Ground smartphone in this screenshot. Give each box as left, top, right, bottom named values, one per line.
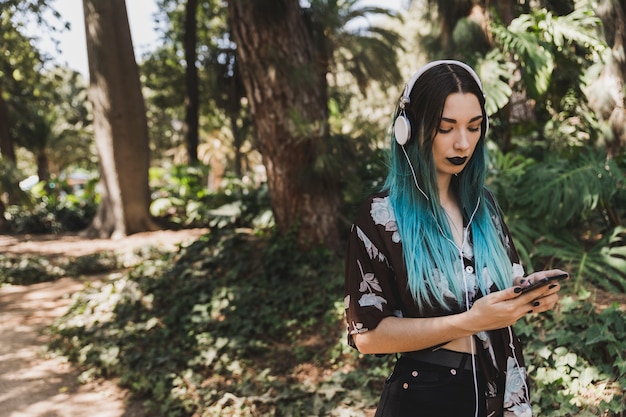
left=520, top=273, right=569, bottom=294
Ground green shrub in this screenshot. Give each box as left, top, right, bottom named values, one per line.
left=64, top=252, right=120, bottom=276
left=48, top=228, right=626, bottom=416
left=6, top=177, right=97, bottom=234
left=0, top=254, right=65, bottom=285
left=149, top=165, right=272, bottom=230
left=49, top=229, right=346, bottom=416
left=515, top=296, right=626, bottom=416
left=0, top=249, right=159, bottom=286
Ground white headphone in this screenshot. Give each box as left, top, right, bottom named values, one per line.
left=393, top=60, right=488, bottom=146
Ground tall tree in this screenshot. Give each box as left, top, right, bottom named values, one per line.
left=82, top=0, right=158, bottom=238
left=228, top=0, right=342, bottom=250
left=0, top=85, right=15, bottom=163
left=183, top=0, right=199, bottom=164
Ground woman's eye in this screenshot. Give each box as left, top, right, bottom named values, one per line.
left=468, top=126, right=480, bottom=132
left=438, top=127, right=452, bottom=133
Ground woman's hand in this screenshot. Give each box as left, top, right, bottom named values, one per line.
left=464, top=269, right=567, bottom=332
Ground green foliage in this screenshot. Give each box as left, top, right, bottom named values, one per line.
left=22, top=68, right=94, bottom=171
left=49, top=229, right=351, bottom=416
left=0, top=160, right=31, bottom=206
left=488, top=145, right=626, bottom=292
left=492, top=12, right=554, bottom=98
left=508, top=150, right=620, bottom=226
left=477, top=50, right=515, bottom=117
left=491, top=6, right=604, bottom=100
left=63, top=252, right=120, bottom=277
left=307, top=0, right=404, bottom=93
left=486, top=3, right=607, bottom=152
left=6, top=176, right=97, bottom=234
left=0, top=247, right=161, bottom=286
left=47, top=228, right=626, bottom=416
left=149, top=164, right=272, bottom=230
left=515, top=296, right=625, bottom=416
left=0, top=254, right=64, bottom=286
left=535, top=228, right=626, bottom=293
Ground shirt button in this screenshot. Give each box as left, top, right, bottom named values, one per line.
left=450, top=369, right=457, bottom=375
left=403, top=383, right=409, bottom=389
left=412, top=371, right=418, bottom=377
left=465, top=265, right=474, bottom=274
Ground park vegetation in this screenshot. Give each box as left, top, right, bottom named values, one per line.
left=1, top=0, right=625, bottom=415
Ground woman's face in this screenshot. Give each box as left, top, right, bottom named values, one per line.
left=431, top=92, right=483, bottom=178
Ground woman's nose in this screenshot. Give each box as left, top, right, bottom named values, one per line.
left=454, top=130, right=471, bottom=150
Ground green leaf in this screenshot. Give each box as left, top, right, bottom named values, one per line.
left=585, top=324, right=617, bottom=345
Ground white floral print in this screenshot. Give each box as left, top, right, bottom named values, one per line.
left=356, top=226, right=387, bottom=264
left=358, top=293, right=387, bottom=311
left=479, top=266, right=494, bottom=293
left=348, top=320, right=368, bottom=335
left=503, top=357, right=532, bottom=416
left=345, top=192, right=531, bottom=417
left=431, top=269, right=456, bottom=299
left=370, top=197, right=401, bottom=243
left=505, top=404, right=533, bottom=417
left=356, top=260, right=387, bottom=311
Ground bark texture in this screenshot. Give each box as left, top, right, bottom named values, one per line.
left=184, top=0, right=199, bottom=164
left=82, top=0, right=158, bottom=238
left=0, top=85, right=16, bottom=162
left=228, top=0, right=342, bottom=251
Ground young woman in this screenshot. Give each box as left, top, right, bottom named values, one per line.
left=344, top=60, right=566, bottom=417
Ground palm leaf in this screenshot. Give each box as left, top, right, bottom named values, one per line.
left=536, top=227, right=626, bottom=292
left=491, top=6, right=604, bottom=100
left=542, top=7, right=604, bottom=54
left=491, top=13, right=554, bottom=98
left=486, top=144, right=537, bottom=210
left=505, top=214, right=544, bottom=272
left=514, top=150, right=621, bottom=225
left=476, top=50, right=515, bottom=116
left=308, top=0, right=404, bottom=93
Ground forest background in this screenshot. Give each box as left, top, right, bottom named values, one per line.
left=1, top=0, right=625, bottom=416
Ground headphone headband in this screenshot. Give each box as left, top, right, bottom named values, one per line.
left=394, top=60, right=487, bottom=146
left=400, top=60, right=484, bottom=106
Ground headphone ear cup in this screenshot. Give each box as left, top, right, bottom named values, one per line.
left=394, top=115, right=411, bottom=146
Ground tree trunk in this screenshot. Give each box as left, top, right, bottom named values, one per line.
left=36, top=151, right=49, bottom=182
left=589, top=0, right=626, bottom=157
left=489, top=0, right=515, bottom=25
left=184, top=0, right=199, bottom=164
left=228, top=62, right=244, bottom=178
left=0, top=85, right=16, bottom=162
left=82, top=0, right=158, bottom=238
left=228, top=0, right=342, bottom=251
left=604, top=0, right=626, bottom=156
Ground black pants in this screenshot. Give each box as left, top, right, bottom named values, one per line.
left=374, top=355, right=487, bottom=417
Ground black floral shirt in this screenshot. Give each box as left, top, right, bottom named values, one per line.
left=344, top=191, right=533, bottom=417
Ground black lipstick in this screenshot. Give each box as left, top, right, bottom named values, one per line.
left=447, top=156, right=467, bottom=166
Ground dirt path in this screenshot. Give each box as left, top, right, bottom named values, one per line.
left=0, top=229, right=208, bottom=417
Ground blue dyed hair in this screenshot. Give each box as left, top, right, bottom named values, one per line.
left=383, top=62, right=514, bottom=310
